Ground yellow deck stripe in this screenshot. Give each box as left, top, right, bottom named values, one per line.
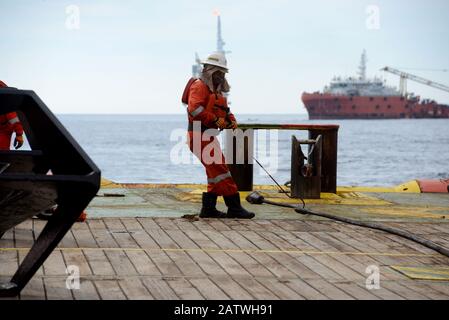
left=101, top=179, right=422, bottom=193
left=390, top=265, right=449, bottom=280
left=0, top=247, right=439, bottom=258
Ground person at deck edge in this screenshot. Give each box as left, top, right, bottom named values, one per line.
left=0, top=80, right=24, bottom=150
left=186, top=52, right=255, bottom=219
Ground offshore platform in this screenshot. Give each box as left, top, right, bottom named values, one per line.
left=192, top=10, right=228, bottom=78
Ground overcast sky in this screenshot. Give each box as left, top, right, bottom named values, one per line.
left=1, top=0, right=448, bottom=114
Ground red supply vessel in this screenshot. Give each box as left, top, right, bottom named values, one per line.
left=302, top=51, right=449, bottom=119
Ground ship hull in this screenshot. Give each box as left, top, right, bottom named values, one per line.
left=302, top=93, right=449, bottom=119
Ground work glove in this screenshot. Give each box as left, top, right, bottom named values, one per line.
left=226, top=120, right=238, bottom=129
left=14, top=135, right=24, bottom=149
left=214, top=117, right=227, bottom=130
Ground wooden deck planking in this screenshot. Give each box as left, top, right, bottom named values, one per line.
left=310, top=231, right=408, bottom=282
left=218, top=230, right=308, bottom=279
left=165, top=277, right=203, bottom=300
left=164, top=229, right=199, bottom=249
left=62, top=250, right=93, bottom=276
left=143, top=227, right=180, bottom=250
left=324, top=231, right=418, bottom=268
left=236, top=278, right=280, bottom=300
left=256, top=278, right=306, bottom=300
left=202, top=229, right=240, bottom=250
left=44, top=277, right=74, bottom=300
left=259, top=230, right=357, bottom=280
left=123, top=220, right=160, bottom=249
left=103, top=218, right=140, bottom=249
left=319, top=231, right=418, bottom=283
left=425, top=282, right=449, bottom=297
left=354, top=231, right=448, bottom=275
left=187, top=219, right=215, bottom=231
left=380, top=281, right=429, bottom=300
left=18, top=249, right=44, bottom=276
left=149, top=250, right=183, bottom=276
left=119, top=278, right=154, bottom=300
left=141, top=277, right=178, bottom=300
left=282, top=278, right=327, bottom=300
left=242, top=230, right=339, bottom=280
left=365, top=285, right=406, bottom=300
left=210, top=277, right=253, bottom=300
left=291, top=232, right=372, bottom=281
left=186, top=251, right=229, bottom=277
left=43, top=250, right=67, bottom=276
left=182, top=229, right=220, bottom=249
left=0, top=229, right=14, bottom=248
left=221, top=219, right=251, bottom=231
left=0, top=250, right=18, bottom=276
left=86, top=219, right=119, bottom=248
left=104, top=250, right=139, bottom=276
left=207, top=251, right=253, bottom=278
left=72, top=280, right=100, bottom=300
left=1, top=217, right=449, bottom=300
left=14, top=220, right=34, bottom=248
left=71, top=222, right=98, bottom=248
left=165, top=250, right=205, bottom=277
left=206, top=219, right=232, bottom=231
left=126, top=250, right=161, bottom=276
left=59, top=229, right=78, bottom=248
left=19, top=278, right=46, bottom=300
left=302, top=231, right=383, bottom=275
left=253, top=220, right=288, bottom=233
left=94, top=280, right=127, bottom=300
left=189, top=277, right=229, bottom=300
left=203, top=227, right=297, bottom=279
left=304, top=279, right=355, bottom=300
left=154, top=217, right=181, bottom=231
left=226, top=251, right=275, bottom=278
left=329, top=281, right=380, bottom=300
left=172, top=218, right=201, bottom=231
left=201, top=229, right=278, bottom=279
left=83, top=249, right=116, bottom=276
left=402, top=281, right=449, bottom=300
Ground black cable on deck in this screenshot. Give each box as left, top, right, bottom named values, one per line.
left=251, top=194, right=449, bottom=259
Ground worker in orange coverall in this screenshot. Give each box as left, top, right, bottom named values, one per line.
left=0, top=80, right=24, bottom=150
left=184, top=52, right=255, bottom=219
left=0, top=80, right=87, bottom=222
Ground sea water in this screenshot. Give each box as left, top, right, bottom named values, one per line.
left=54, top=114, right=449, bottom=187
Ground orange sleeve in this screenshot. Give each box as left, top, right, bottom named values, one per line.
left=223, top=97, right=236, bottom=123
left=187, top=81, right=217, bottom=127
left=6, top=112, right=24, bottom=136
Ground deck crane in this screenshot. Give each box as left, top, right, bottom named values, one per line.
left=380, top=66, right=449, bottom=96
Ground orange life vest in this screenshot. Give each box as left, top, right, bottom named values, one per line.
left=185, top=78, right=235, bottom=128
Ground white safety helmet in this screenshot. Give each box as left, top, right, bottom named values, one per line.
left=201, top=52, right=228, bottom=71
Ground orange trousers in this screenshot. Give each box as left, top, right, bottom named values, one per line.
left=188, top=130, right=238, bottom=196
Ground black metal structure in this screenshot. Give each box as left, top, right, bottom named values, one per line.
left=291, top=135, right=322, bottom=199
left=0, top=88, right=101, bottom=297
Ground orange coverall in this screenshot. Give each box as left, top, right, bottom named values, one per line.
left=187, top=79, right=238, bottom=196
left=0, top=80, right=24, bottom=150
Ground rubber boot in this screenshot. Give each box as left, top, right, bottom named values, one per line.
left=199, top=192, right=227, bottom=218
left=223, top=193, right=255, bottom=219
